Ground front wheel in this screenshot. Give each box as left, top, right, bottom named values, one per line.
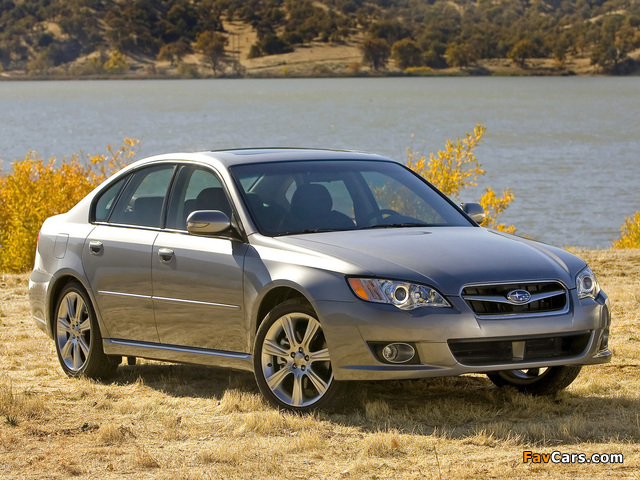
left=54, top=282, right=117, bottom=380
left=487, top=365, right=582, bottom=395
left=253, top=299, right=351, bottom=412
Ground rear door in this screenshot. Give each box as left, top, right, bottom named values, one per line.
left=83, top=164, right=175, bottom=342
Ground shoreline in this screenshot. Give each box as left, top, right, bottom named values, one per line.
left=3, top=50, right=639, bottom=81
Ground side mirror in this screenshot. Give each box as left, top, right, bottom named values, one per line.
left=462, top=203, right=485, bottom=224
left=186, top=210, right=232, bottom=236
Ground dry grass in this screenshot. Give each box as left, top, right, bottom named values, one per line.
left=1, top=251, right=640, bottom=479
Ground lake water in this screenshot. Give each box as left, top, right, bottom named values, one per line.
left=1, top=77, right=638, bottom=249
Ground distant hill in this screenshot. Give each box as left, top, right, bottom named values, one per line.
left=1, top=0, right=639, bottom=78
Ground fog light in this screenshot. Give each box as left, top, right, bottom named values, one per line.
left=600, top=328, right=609, bottom=350
left=381, top=343, right=415, bottom=364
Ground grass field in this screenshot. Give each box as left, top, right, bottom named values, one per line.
left=1, top=249, right=639, bottom=479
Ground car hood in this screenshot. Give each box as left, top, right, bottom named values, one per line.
left=272, top=227, right=586, bottom=295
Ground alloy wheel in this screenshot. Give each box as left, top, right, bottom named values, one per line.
left=260, top=312, right=333, bottom=408
left=56, top=290, right=92, bottom=372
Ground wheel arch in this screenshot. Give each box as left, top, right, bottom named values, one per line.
left=254, top=286, right=311, bottom=336
left=47, top=272, right=102, bottom=338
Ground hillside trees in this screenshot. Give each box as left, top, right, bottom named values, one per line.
left=0, top=0, right=639, bottom=74
left=590, top=15, right=640, bottom=72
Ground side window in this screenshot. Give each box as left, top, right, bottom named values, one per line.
left=94, top=176, right=128, bottom=222
left=109, top=165, right=175, bottom=227
left=165, top=166, right=232, bottom=231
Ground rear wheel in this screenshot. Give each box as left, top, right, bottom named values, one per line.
left=487, top=365, right=582, bottom=395
left=253, top=299, right=351, bottom=412
left=54, top=282, right=117, bottom=380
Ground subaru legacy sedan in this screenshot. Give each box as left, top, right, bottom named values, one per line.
left=29, top=149, right=611, bottom=411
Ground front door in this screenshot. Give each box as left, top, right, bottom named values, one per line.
left=151, top=165, right=248, bottom=353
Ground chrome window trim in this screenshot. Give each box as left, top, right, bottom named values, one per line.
left=92, top=221, right=163, bottom=232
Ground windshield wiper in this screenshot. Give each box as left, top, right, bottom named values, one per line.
left=279, top=228, right=343, bottom=235
left=358, top=223, right=428, bottom=230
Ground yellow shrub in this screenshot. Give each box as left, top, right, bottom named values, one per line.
left=406, top=125, right=515, bottom=233
left=404, top=66, right=434, bottom=76
left=480, top=187, right=516, bottom=234
left=0, top=139, right=138, bottom=272
left=103, top=50, right=129, bottom=74
left=613, top=212, right=640, bottom=249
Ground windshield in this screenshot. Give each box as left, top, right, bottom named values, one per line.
left=230, top=160, right=473, bottom=236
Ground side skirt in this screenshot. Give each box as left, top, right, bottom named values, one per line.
left=103, top=339, right=253, bottom=372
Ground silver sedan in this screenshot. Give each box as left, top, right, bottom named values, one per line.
left=29, top=149, right=611, bottom=411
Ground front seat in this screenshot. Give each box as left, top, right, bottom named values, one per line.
left=195, top=187, right=232, bottom=218
left=284, top=183, right=354, bottom=232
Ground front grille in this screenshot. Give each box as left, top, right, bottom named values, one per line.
left=462, top=281, right=568, bottom=317
left=448, top=332, right=591, bottom=366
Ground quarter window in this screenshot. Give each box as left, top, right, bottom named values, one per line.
left=94, top=176, right=128, bottom=223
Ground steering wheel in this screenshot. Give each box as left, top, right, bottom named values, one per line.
left=363, top=209, right=400, bottom=225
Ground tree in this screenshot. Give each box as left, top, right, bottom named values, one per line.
left=391, top=38, right=422, bottom=70
left=196, top=31, right=228, bottom=75
left=508, top=39, right=535, bottom=68
left=157, top=40, right=190, bottom=66
left=361, top=37, right=390, bottom=71
left=445, top=42, right=477, bottom=68
left=369, top=20, right=411, bottom=45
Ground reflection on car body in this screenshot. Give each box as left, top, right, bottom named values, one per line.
left=29, top=149, right=611, bottom=411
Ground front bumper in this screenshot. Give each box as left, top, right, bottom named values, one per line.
left=317, top=290, right=611, bottom=381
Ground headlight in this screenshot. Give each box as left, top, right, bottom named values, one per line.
left=576, top=266, right=600, bottom=300
left=348, top=278, right=450, bottom=310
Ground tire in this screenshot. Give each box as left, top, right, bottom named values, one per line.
left=54, top=282, right=118, bottom=380
left=253, top=299, right=351, bottom=412
left=487, top=365, right=582, bottom=395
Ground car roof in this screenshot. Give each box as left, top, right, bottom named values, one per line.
left=130, top=148, right=395, bottom=171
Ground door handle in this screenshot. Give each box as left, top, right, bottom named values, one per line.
left=89, top=240, right=103, bottom=255
left=158, top=247, right=174, bottom=263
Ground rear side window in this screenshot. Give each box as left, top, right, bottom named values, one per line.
left=108, top=165, right=175, bottom=227
left=94, top=176, right=127, bottom=222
